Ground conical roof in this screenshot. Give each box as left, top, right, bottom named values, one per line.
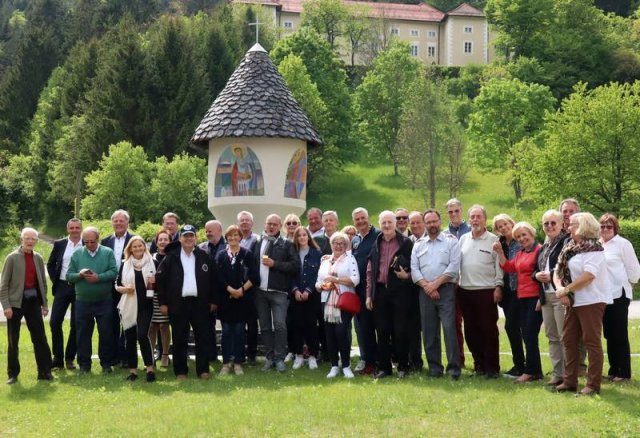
left=191, top=43, right=322, bottom=147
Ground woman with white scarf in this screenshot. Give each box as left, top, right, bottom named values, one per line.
left=316, top=232, right=359, bottom=379
left=116, top=236, right=156, bottom=382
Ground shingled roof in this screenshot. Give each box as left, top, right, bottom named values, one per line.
left=191, top=44, right=322, bottom=147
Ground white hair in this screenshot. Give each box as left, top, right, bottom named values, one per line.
left=21, top=227, right=38, bottom=239
left=352, top=207, right=369, bottom=220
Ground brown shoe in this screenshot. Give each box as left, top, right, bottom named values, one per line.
left=612, top=377, right=630, bottom=383
left=219, top=364, right=231, bottom=375
left=234, top=364, right=244, bottom=376
left=577, top=387, right=599, bottom=396
left=514, top=373, right=543, bottom=384
left=160, top=354, right=170, bottom=368
left=546, top=377, right=563, bottom=386
left=555, top=383, right=577, bottom=393
left=176, top=374, right=187, bottom=381
left=199, top=372, right=210, bottom=380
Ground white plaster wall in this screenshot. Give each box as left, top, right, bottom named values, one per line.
left=207, top=137, right=307, bottom=228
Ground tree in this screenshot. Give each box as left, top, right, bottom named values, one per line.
left=527, top=82, right=640, bottom=216
left=398, top=77, right=466, bottom=207
left=467, top=78, right=555, bottom=199
left=343, top=2, right=373, bottom=66
left=81, top=142, right=154, bottom=221
left=277, top=53, right=332, bottom=186
left=300, top=0, right=347, bottom=50
left=354, top=40, right=422, bottom=176
left=150, top=153, right=209, bottom=225
left=271, top=28, right=355, bottom=165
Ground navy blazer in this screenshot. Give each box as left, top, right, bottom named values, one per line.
left=291, top=247, right=322, bottom=295
left=101, top=232, right=133, bottom=264
left=47, top=238, right=80, bottom=295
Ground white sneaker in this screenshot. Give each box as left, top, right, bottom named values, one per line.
left=354, top=360, right=366, bottom=372
left=284, top=352, right=294, bottom=363
left=292, top=356, right=305, bottom=370
left=343, top=366, right=354, bottom=379
left=308, top=356, right=318, bottom=370
left=326, top=366, right=340, bottom=378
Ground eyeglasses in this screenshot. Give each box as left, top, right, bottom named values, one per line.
left=600, top=224, right=614, bottom=230
left=543, top=221, right=557, bottom=227
left=396, top=216, right=408, bottom=220
left=332, top=241, right=347, bottom=246
left=286, top=221, right=299, bottom=226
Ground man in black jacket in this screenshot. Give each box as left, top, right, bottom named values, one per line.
left=157, top=225, right=217, bottom=380
left=47, top=218, right=83, bottom=370
left=250, top=214, right=300, bottom=372
left=365, top=211, right=415, bottom=379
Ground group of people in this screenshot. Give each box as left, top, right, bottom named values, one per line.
left=1, top=199, right=638, bottom=395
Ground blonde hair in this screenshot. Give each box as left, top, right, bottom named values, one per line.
left=571, top=212, right=600, bottom=240
left=512, top=222, right=536, bottom=240
left=123, top=235, right=151, bottom=260
left=492, top=213, right=514, bottom=232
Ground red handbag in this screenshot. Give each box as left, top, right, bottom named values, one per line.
left=337, top=291, right=361, bottom=315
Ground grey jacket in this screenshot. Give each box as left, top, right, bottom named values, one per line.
left=0, top=247, right=48, bottom=309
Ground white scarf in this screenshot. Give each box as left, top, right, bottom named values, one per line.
left=118, top=252, right=155, bottom=330
left=324, top=253, right=346, bottom=324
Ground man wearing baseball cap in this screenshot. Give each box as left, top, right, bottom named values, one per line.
left=156, top=225, right=217, bottom=380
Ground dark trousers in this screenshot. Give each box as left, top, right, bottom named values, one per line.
left=603, top=294, right=631, bottom=379
left=75, top=299, right=114, bottom=370
left=502, top=290, right=525, bottom=371
left=290, top=296, right=320, bottom=356
left=316, top=296, right=328, bottom=360
left=407, top=287, right=423, bottom=370
left=222, top=321, right=245, bottom=363
left=50, top=281, right=76, bottom=365
left=458, top=288, right=500, bottom=374
left=169, top=298, right=211, bottom=376
left=209, top=312, right=219, bottom=361
left=6, top=297, right=52, bottom=378
left=355, top=289, right=377, bottom=365
left=454, top=291, right=465, bottom=366
left=109, top=291, right=126, bottom=366
left=518, top=296, right=543, bottom=375
left=373, top=284, right=415, bottom=373
left=245, top=295, right=258, bottom=360
left=124, top=300, right=154, bottom=369
left=324, top=307, right=353, bottom=368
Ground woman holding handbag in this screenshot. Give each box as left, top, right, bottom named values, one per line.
left=316, top=232, right=360, bottom=379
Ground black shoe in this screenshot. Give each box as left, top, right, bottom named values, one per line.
left=51, top=361, right=64, bottom=370
left=503, top=366, right=523, bottom=378
left=78, top=367, right=90, bottom=375
left=126, top=373, right=138, bottom=381
left=102, top=366, right=113, bottom=375
left=37, top=373, right=54, bottom=381
left=65, top=361, right=77, bottom=370
left=428, top=372, right=444, bottom=378
left=471, top=370, right=486, bottom=377
left=146, top=371, right=156, bottom=383
left=246, top=356, right=257, bottom=366
left=374, top=370, right=390, bottom=379
left=6, top=376, right=18, bottom=385
left=486, top=372, right=500, bottom=379
left=451, top=374, right=461, bottom=381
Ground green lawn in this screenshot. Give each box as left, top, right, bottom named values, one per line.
left=308, top=164, right=532, bottom=227
left=1, top=320, right=639, bottom=436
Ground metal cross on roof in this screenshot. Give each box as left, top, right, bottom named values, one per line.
left=248, top=17, right=262, bottom=45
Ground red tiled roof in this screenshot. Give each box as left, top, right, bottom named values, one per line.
left=279, top=0, right=446, bottom=22
left=447, top=2, right=484, bottom=17
left=233, top=0, right=281, bottom=6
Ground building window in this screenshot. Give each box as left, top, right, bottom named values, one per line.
left=464, top=41, right=473, bottom=53
left=284, top=21, right=293, bottom=30
left=427, top=45, right=436, bottom=58
left=411, top=44, right=419, bottom=56
left=464, top=26, right=473, bottom=33
left=410, top=29, right=419, bottom=37
left=428, top=30, right=436, bottom=38
left=391, top=27, right=399, bottom=36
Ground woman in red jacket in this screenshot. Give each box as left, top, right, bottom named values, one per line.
left=493, top=222, right=542, bottom=383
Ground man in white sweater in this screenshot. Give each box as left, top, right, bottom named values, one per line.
left=458, top=205, right=503, bottom=378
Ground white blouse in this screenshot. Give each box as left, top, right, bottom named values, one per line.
left=602, top=235, right=640, bottom=300
left=568, top=251, right=612, bottom=307
left=316, top=253, right=360, bottom=303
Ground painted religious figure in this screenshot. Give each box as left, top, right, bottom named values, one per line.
left=284, top=147, right=307, bottom=200
left=215, top=145, right=264, bottom=197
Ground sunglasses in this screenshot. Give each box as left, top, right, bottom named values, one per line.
left=600, top=224, right=614, bottom=230
left=396, top=216, right=408, bottom=220
left=286, top=221, right=299, bottom=226
left=543, top=221, right=557, bottom=227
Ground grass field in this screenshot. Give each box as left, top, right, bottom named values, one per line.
left=1, top=319, right=639, bottom=436
left=308, top=164, right=534, bottom=227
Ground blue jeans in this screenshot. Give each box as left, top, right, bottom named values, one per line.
left=75, top=299, right=114, bottom=370
left=255, top=290, right=289, bottom=362
left=221, top=322, right=245, bottom=364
